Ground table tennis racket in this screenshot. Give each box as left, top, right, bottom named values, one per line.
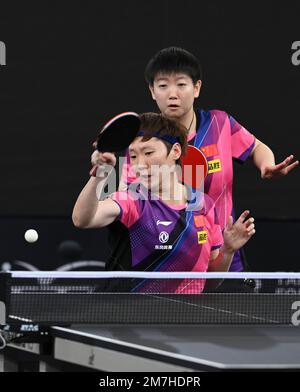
left=179, top=145, right=208, bottom=189
left=96, top=112, right=141, bottom=152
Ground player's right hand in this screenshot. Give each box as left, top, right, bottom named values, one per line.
left=91, top=150, right=116, bottom=167
left=90, top=150, right=116, bottom=177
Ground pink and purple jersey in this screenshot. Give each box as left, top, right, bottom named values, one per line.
left=121, top=109, right=255, bottom=271
left=106, top=186, right=223, bottom=293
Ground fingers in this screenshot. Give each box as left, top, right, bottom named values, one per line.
left=277, top=155, right=298, bottom=170
left=91, top=151, right=102, bottom=166
left=90, top=151, right=116, bottom=178
left=226, top=216, right=233, bottom=229
left=285, top=160, right=299, bottom=173
left=281, top=155, right=295, bottom=166
left=237, top=210, right=250, bottom=223
left=262, top=156, right=299, bottom=179
left=91, top=151, right=115, bottom=166
left=285, top=155, right=295, bottom=163
left=243, top=214, right=255, bottom=236
left=102, top=152, right=115, bottom=161
left=270, top=156, right=294, bottom=172
left=245, top=217, right=255, bottom=228
left=246, top=222, right=255, bottom=236
left=236, top=211, right=255, bottom=236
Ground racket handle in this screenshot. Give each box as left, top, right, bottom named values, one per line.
left=89, top=164, right=114, bottom=178
left=89, top=165, right=98, bottom=177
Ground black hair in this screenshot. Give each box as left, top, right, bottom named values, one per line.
left=139, top=112, right=188, bottom=159
left=145, top=47, right=202, bottom=85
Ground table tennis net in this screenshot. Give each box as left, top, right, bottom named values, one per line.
left=1, top=271, right=300, bottom=325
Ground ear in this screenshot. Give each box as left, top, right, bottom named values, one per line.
left=171, top=143, right=182, bottom=161
left=148, top=84, right=156, bottom=101
left=194, top=80, right=202, bottom=98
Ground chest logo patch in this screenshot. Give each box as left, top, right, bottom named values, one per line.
left=159, top=231, right=169, bottom=244
left=194, top=215, right=205, bottom=228
left=200, top=144, right=218, bottom=158
left=208, top=159, right=222, bottom=174
left=197, top=230, right=208, bottom=244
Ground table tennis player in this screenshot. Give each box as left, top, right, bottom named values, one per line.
left=72, top=112, right=255, bottom=293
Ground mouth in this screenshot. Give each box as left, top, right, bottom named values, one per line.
left=167, top=104, right=180, bottom=109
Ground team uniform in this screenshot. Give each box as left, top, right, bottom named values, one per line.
left=106, top=186, right=223, bottom=293
left=121, top=109, right=255, bottom=271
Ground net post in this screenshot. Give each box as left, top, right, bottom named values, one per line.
left=0, top=272, right=11, bottom=325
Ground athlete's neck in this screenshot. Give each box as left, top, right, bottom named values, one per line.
left=180, top=109, right=196, bottom=136
left=158, top=173, right=187, bottom=206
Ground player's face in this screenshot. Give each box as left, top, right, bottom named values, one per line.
left=149, top=73, right=201, bottom=120
left=129, top=137, right=181, bottom=191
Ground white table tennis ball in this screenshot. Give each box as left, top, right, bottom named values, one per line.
left=24, top=229, right=38, bottom=243
left=1, top=262, right=11, bottom=271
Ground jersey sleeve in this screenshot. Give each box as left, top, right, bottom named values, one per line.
left=211, top=223, right=223, bottom=250
left=229, top=115, right=256, bottom=162
left=110, top=191, right=141, bottom=228
left=211, top=207, right=223, bottom=250
left=203, top=194, right=224, bottom=250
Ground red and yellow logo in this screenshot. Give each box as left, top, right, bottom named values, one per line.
left=197, top=230, right=208, bottom=244
left=194, top=215, right=205, bottom=228
left=208, top=159, right=222, bottom=174
left=200, top=144, right=218, bottom=158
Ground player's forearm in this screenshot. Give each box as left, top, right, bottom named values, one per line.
left=72, top=176, right=105, bottom=228
left=251, top=139, right=275, bottom=175
left=208, top=246, right=234, bottom=273
left=205, top=247, right=234, bottom=291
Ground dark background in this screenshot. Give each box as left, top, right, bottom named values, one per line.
left=0, top=1, right=299, bottom=270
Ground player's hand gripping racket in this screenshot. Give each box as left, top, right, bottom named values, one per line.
left=90, top=112, right=140, bottom=177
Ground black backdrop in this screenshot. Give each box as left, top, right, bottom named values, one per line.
left=0, top=0, right=300, bottom=218
left=0, top=2, right=300, bottom=271
left=0, top=1, right=299, bottom=218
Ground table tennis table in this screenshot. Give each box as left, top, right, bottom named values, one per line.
left=1, top=271, right=300, bottom=372
left=1, top=323, right=300, bottom=371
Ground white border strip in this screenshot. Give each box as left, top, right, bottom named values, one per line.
left=8, top=271, right=300, bottom=279
left=52, top=326, right=300, bottom=370
left=52, top=326, right=226, bottom=370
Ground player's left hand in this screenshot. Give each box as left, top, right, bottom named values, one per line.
left=223, top=211, right=255, bottom=253
left=261, top=155, right=299, bottom=179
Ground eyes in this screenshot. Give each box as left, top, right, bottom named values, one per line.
left=158, top=82, right=187, bottom=89
left=130, top=151, right=154, bottom=160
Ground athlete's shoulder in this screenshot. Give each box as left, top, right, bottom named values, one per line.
left=197, top=107, right=229, bottom=117
left=196, top=108, right=231, bottom=129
